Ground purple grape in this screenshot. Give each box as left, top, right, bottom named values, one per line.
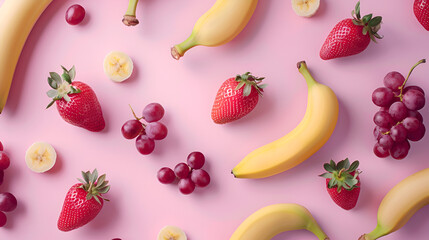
left=390, top=124, right=407, bottom=142
left=157, top=167, right=176, bottom=184
left=374, top=143, right=390, bottom=158
left=374, top=126, right=389, bottom=140
left=187, top=152, right=205, bottom=169
left=146, top=122, right=168, bottom=140
left=402, top=117, right=421, bottom=132
left=372, top=87, right=394, bottom=107
left=384, top=71, right=405, bottom=90
left=178, top=178, right=195, bottom=195
left=378, top=134, right=394, bottom=149
left=389, top=102, right=409, bottom=121
left=65, top=4, right=86, bottom=25
left=374, top=111, right=395, bottom=128
left=379, top=107, right=389, bottom=112
left=403, top=89, right=425, bottom=110
left=390, top=140, right=410, bottom=160
left=0, top=211, right=6, bottom=227
left=0, top=193, right=17, bottom=212
left=174, top=163, right=190, bottom=179
left=407, top=123, right=426, bottom=141
left=121, top=120, right=143, bottom=139
left=0, top=152, right=10, bottom=170
left=408, top=110, right=423, bottom=122
left=191, top=169, right=211, bottom=188
left=404, top=85, right=425, bottom=96
left=135, top=135, right=155, bottom=155
left=142, top=103, right=165, bottom=123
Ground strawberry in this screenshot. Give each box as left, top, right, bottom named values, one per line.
left=58, top=169, right=110, bottom=232
left=46, top=66, right=105, bottom=132
left=211, top=72, right=266, bottom=124
left=414, top=0, right=429, bottom=30
left=319, top=158, right=361, bottom=210
left=320, top=1, right=382, bottom=60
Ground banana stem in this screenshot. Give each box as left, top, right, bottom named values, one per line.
left=307, top=221, right=329, bottom=240
left=297, top=61, right=317, bottom=87
left=171, top=34, right=197, bottom=60
left=123, top=0, right=139, bottom=26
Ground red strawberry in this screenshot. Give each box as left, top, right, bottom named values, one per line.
left=211, top=72, right=266, bottom=124
left=58, top=169, right=110, bottom=231
left=319, top=158, right=361, bottom=210
left=320, top=1, right=382, bottom=60
left=414, top=0, right=429, bottom=30
left=46, top=66, right=105, bottom=132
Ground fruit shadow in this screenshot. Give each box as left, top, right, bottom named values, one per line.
left=1, top=163, right=26, bottom=229
left=312, top=0, right=328, bottom=18
left=399, top=205, right=429, bottom=237
left=85, top=193, right=120, bottom=231
left=191, top=158, right=220, bottom=197
left=46, top=146, right=63, bottom=174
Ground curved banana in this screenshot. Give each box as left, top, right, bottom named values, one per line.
left=359, top=168, right=429, bottom=240
left=0, top=0, right=53, bottom=113
left=171, top=0, right=258, bottom=60
left=230, top=203, right=329, bottom=240
left=232, top=61, right=339, bottom=178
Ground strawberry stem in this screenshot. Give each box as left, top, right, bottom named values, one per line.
left=397, top=59, right=426, bottom=101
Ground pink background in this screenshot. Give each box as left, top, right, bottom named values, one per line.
left=0, top=0, right=429, bottom=239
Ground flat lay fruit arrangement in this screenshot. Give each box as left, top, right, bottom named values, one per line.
left=1, top=0, right=429, bottom=239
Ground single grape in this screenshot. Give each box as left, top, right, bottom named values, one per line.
left=65, top=4, right=86, bottom=25
left=157, top=167, right=176, bottom=184
left=121, top=120, right=143, bottom=139
left=174, top=163, right=190, bottom=179
left=390, top=140, right=410, bottom=160
left=191, top=169, right=210, bottom=188
left=142, top=103, right=165, bottom=122
left=403, top=89, right=425, bottom=110
left=178, top=178, right=195, bottom=195
left=402, top=117, right=421, bottom=132
left=373, top=143, right=390, bottom=158
left=384, top=71, right=405, bottom=90
left=407, top=123, right=426, bottom=141
left=372, top=87, right=394, bottom=107
left=0, top=193, right=17, bottom=212
left=378, top=134, right=394, bottom=149
left=374, top=111, right=394, bottom=128
left=0, top=211, right=6, bottom=227
left=390, top=124, right=407, bottom=142
left=187, top=152, right=205, bottom=169
left=146, top=122, right=168, bottom=140
left=374, top=126, right=389, bottom=140
left=404, top=85, right=425, bottom=96
left=408, top=110, right=423, bottom=122
left=389, top=102, right=408, bottom=121
left=0, top=152, right=10, bottom=170
left=135, top=135, right=155, bottom=155
left=0, top=141, right=3, bottom=151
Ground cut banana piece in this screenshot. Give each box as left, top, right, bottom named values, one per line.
left=103, top=51, right=134, bottom=82
left=292, top=0, right=320, bottom=17
left=25, top=142, right=56, bottom=173
left=157, top=226, right=187, bottom=240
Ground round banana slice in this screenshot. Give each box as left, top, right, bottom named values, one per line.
left=157, top=226, right=187, bottom=240
left=25, top=142, right=57, bottom=173
left=103, top=51, right=134, bottom=82
left=292, top=0, right=320, bottom=17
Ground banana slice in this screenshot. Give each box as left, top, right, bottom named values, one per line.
left=103, top=51, right=134, bottom=82
left=25, top=142, right=56, bottom=173
left=291, top=0, right=320, bottom=17
left=157, top=226, right=187, bottom=240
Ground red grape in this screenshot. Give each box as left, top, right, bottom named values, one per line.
left=0, top=170, right=3, bottom=186
left=408, top=110, right=423, bottom=122
left=378, top=134, right=394, bottom=149
left=374, top=111, right=394, bottom=128
left=178, top=178, right=195, bottom=195
left=404, top=85, right=425, bottom=96
left=191, top=169, right=210, bottom=188
left=402, top=117, right=421, bottom=132
left=0, top=211, right=6, bottom=227
left=157, top=167, right=176, bottom=184
left=389, top=102, right=408, bottom=121
left=65, top=4, right=86, bottom=25
left=135, top=135, right=155, bottom=155
left=374, top=126, right=389, bottom=140
left=372, top=87, right=394, bottom=107
left=174, top=163, right=190, bottom=179
left=384, top=71, right=405, bottom=90
left=187, top=152, right=205, bottom=169
left=390, top=140, right=410, bottom=160
left=403, top=89, right=425, bottom=110
left=407, top=123, right=426, bottom=141
left=0, top=193, right=17, bottom=212
left=390, top=124, right=407, bottom=143
left=0, top=141, right=3, bottom=151
left=373, top=143, right=390, bottom=158
left=121, top=120, right=143, bottom=139
left=0, top=152, right=10, bottom=170
left=146, top=122, right=168, bottom=140
left=142, top=103, right=165, bottom=122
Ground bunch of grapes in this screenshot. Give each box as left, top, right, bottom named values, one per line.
left=372, top=59, right=426, bottom=159
left=0, top=141, right=18, bottom=227
left=157, top=152, right=211, bottom=195
left=121, top=103, right=168, bottom=155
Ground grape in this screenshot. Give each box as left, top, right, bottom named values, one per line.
left=157, top=167, right=176, bottom=184
left=374, top=126, right=389, bottom=140
left=191, top=169, right=210, bottom=188
left=404, top=85, right=425, bottom=96
left=178, top=178, right=195, bottom=195
left=374, top=111, right=394, bottom=128
left=373, top=143, right=390, bottom=158
left=379, top=107, right=389, bottom=112
left=402, top=117, right=421, bottom=132
left=174, top=163, right=190, bottom=179
left=384, top=71, right=405, bottom=90
left=372, top=87, right=394, bottom=107
left=407, top=123, right=426, bottom=141
left=390, top=140, right=410, bottom=160
left=0, top=141, right=3, bottom=151
left=142, top=103, right=165, bottom=122
left=65, top=4, right=86, bottom=25
left=121, top=120, right=143, bottom=139
left=146, top=122, right=168, bottom=140
left=403, top=89, right=425, bottom=110
left=408, top=110, right=423, bottom=122
left=0, top=170, right=3, bottom=186
left=0, top=193, right=17, bottom=212
left=135, top=135, right=155, bottom=155
left=390, top=124, right=407, bottom=142
left=389, top=102, right=408, bottom=121
left=187, top=152, right=205, bottom=169
left=0, top=211, right=6, bottom=227
left=378, top=134, right=394, bottom=149
left=0, top=152, right=10, bottom=170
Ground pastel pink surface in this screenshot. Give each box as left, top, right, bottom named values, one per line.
left=0, top=0, right=429, bottom=239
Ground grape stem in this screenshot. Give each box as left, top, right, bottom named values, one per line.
left=397, top=59, right=426, bottom=101
left=128, top=104, right=146, bottom=128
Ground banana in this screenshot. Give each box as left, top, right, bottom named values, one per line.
left=230, top=203, right=329, bottom=240
left=103, top=51, right=134, bottom=82
left=232, top=61, right=338, bottom=178
left=0, top=0, right=53, bottom=114
left=171, top=0, right=259, bottom=60
left=157, top=225, right=187, bottom=240
left=291, top=0, right=320, bottom=17
left=25, top=142, right=57, bottom=173
left=359, top=168, right=429, bottom=240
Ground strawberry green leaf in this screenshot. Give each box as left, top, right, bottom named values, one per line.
left=96, top=174, right=106, bottom=187
left=46, top=89, right=58, bottom=98
left=86, top=192, right=93, bottom=201
left=343, top=158, right=350, bottom=169
left=328, top=178, right=336, bottom=188
left=362, top=14, right=372, bottom=24
left=323, top=163, right=334, bottom=172
left=329, top=160, right=336, bottom=169
left=362, top=27, right=368, bottom=35
left=91, top=169, right=99, bottom=183
left=46, top=100, right=56, bottom=109
left=62, top=73, right=71, bottom=84
left=61, top=66, right=69, bottom=73
left=337, top=159, right=346, bottom=170
left=93, top=195, right=101, bottom=205
left=235, top=81, right=246, bottom=90
left=82, top=171, right=90, bottom=183
left=349, top=161, right=359, bottom=172
left=69, top=66, right=76, bottom=80
left=50, top=72, right=62, bottom=86
left=63, top=94, right=71, bottom=102
left=258, top=84, right=267, bottom=89
left=355, top=1, right=361, bottom=19
left=99, top=185, right=110, bottom=194
left=319, top=172, right=332, bottom=179
left=243, top=84, right=252, bottom=97
left=48, top=77, right=58, bottom=89
left=369, top=16, right=382, bottom=27
left=77, top=178, right=86, bottom=184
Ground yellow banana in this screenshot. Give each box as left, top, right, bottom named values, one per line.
left=171, top=0, right=258, bottom=60
left=230, top=203, right=329, bottom=240
left=232, top=61, right=339, bottom=178
left=359, top=168, right=429, bottom=240
left=0, top=0, right=53, bottom=113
